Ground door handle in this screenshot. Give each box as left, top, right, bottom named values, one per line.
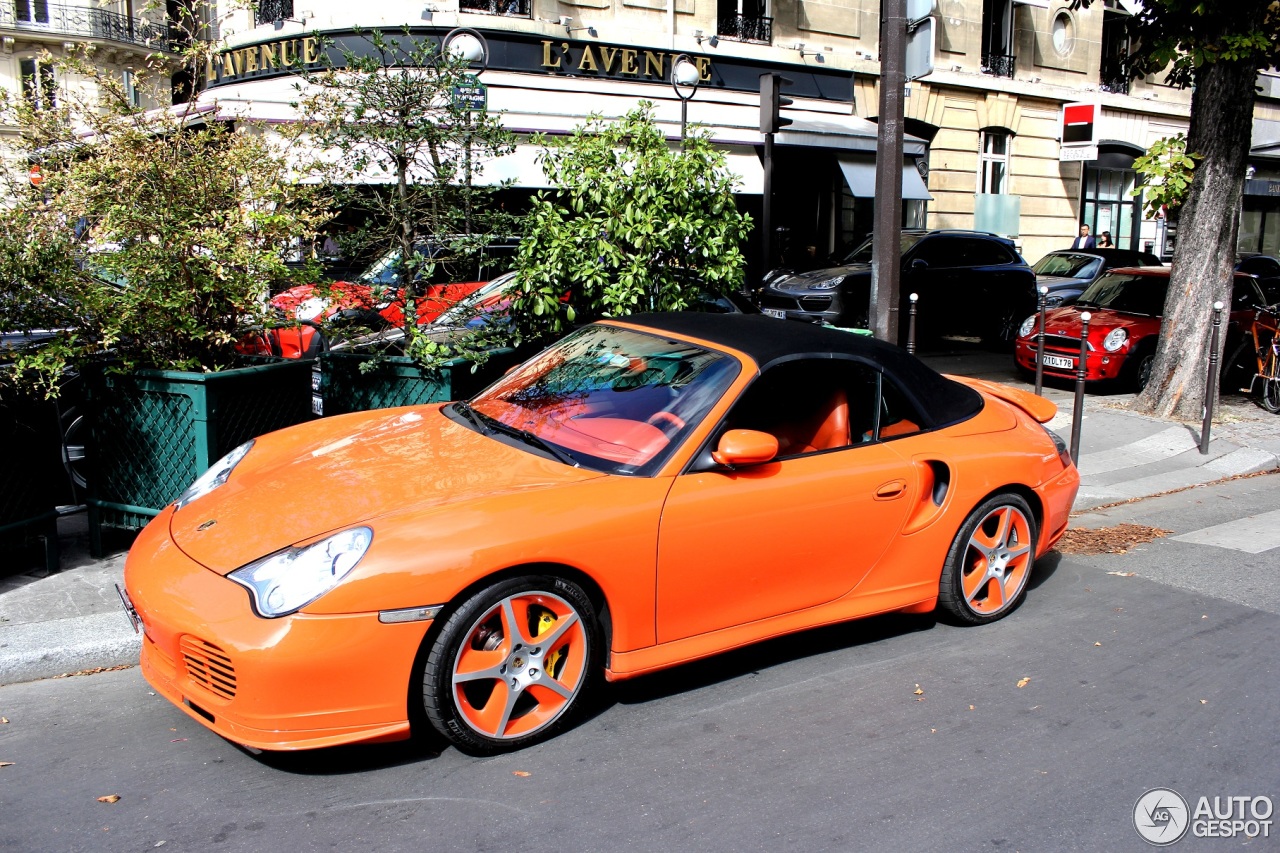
left=875, top=479, right=907, bottom=499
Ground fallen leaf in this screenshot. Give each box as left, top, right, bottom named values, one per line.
left=1200, top=700, right=1208, bottom=705
left=0, top=717, right=8, bottom=724
left=512, top=771, right=531, bottom=777
left=1057, top=524, right=1171, bottom=555
left=1107, top=571, right=1136, bottom=577
left=968, top=705, right=975, bottom=711
left=0, top=761, right=13, bottom=768
left=1016, top=677, right=1031, bottom=688
left=97, top=795, right=121, bottom=804
left=170, top=739, right=187, bottom=743
left=913, top=684, right=924, bottom=696
left=930, top=728, right=937, bottom=733
left=1094, top=642, right=1103, bottom=647
left=1202, top=615, right=1208, bottom=620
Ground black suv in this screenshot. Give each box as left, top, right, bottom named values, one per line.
left=758, top=229, right=1035, bottom=344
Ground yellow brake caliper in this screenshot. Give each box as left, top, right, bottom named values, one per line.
left=536, top=609, right=565, bottom=679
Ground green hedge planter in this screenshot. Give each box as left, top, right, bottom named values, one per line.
left=0, top=391, right=62, bottom=575
left=314, top=350, right=518, bottom=417
left=85, top=359, right=314, bottom=553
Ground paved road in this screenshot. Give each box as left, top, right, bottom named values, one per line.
left=3, top=477, right=1278, bottom=851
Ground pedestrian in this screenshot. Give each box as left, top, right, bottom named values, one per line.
left=1096, top=231, right=1114, bottom=248
left=1070, top=224, right=1095, bottom=250
left=321, top=231, right=342, bottom=259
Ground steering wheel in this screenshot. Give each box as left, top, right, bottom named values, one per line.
left=646, top=411, right=686, bottom=434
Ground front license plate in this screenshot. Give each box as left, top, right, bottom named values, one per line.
left=1042, top=354, right=1074, bottom=370
left=311, top=394, right=324, bottom=417
left=762, top=308, right=787, bottom=320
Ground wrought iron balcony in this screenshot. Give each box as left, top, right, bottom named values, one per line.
left=1, top=1, right=176, bottom=51
left=255, top=0, right=293, bottom=25
left=460, top=0, right=531, bottom=16
left=981, top=52, right=1016, bottom=79
left=1099, top=61, right=1130, bottom=95
left=718, top=14, right=772, bottom=44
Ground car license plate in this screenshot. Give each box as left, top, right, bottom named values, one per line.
left=311, top=394, right=324, bottom=417
left=1042, top=354, right=1074, bottom=370
left=762, top=308, right=787, bottom=320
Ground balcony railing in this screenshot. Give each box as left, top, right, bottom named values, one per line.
left=1, top=1, right=176, bottom=51
left=1100, top=61, right=1130, bottom=95
left=460, top=0, right=531, bottom=16
left=981, top=52, right=1016, bottom=79
left=718, top=13, right=772, bottom=44
left=255, top=0, right=293, bottom=25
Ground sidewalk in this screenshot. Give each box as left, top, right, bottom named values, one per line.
left=3, top=347, right=1278, bottom=686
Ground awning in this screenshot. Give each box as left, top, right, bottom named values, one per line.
left=722, top=150, right=764, bottom=194
left=474, top=146, right=553, bottom=188
left=837, top=157, right=934, bottom=201
left=776, top=117, right=928, bottom=157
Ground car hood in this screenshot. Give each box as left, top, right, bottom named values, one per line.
left=770, top=264, right=869, bottom=292
left=1035, top=274, right=1084, bottom=290
left=1039, top=306, right=1161, bottom=335
left=169, top=406, right=606, bottom=572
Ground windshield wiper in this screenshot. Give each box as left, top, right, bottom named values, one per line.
left=452, top=401, right=491, bottom=435
left=459, top=404, right=580, bottom=468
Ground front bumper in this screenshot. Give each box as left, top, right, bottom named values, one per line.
left=125, top=508, right=431, bottom=751
left=1015, top=338, right=1130, bottom=383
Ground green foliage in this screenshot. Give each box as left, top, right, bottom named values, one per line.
left=0, top=15, right=327, bottom=396
left=292, top=28, right=520, bottom=369
left=1131, top=134, right=1202, bottom=218
left=509, top=104, right=752, bottom=340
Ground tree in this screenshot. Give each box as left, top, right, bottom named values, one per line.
left=509, top=104, right=753, bottom=340
left=291, top=28, right=519, bottom=366
left=1078, top=0, right=1280, bottom=420
left=0, top=24, right=325, bottom=396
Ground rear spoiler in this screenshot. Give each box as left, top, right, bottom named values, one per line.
left=948, top=376, right=1057, bottom=424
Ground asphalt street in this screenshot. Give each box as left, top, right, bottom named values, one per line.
left=2, top=473, right=1278, bottom=851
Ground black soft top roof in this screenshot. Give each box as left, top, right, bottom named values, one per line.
left=616, top=312, right=983, bottom=429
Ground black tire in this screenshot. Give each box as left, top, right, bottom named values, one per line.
left=937, top=493, right=1038, bottom=626
left=1263, top=375, right=1280, bottom=414
left=1127, top=348, right=1156, bottom=392
left=422, top=575, right=602, bottom=755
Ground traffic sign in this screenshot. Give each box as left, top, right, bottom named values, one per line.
left=452, top=73, right=487, bottom=112
left=28, top=164, right=41, bottom=187
left=905, top=18, right=935, bottom=81
left=906, top=0, right=937, bottom=24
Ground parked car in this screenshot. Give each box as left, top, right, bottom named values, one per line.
left=1014, top=266, right=1268, bottom=390
left=1031, top=248, right=1164, bottom=308
left=758, top=229, right=1036, bottom=345
left=122, top=313, right=1079, bottom=755
left=244, top=238, right=521, bottom=359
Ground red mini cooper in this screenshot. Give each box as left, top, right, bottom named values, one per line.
left=1014, top=267, right=1267, bottom=390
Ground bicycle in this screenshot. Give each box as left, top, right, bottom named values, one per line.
left=1229, top=303, right=1280, bottom=412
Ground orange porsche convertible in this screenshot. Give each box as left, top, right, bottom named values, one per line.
left=122, top=313, right=1080, bottom=755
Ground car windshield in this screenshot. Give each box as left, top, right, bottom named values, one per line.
left=1033, top=252, right=1102, bottom=279
left=469, top=324, right=740, bottom=475
left=433, top=272, right=516, bottom=327
left=834, top=233, right=924, bottom=265
left=1075, top=273, right=1169, bottom=316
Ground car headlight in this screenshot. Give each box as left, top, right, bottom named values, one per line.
left=1102, top=328, right=1128, bottom=352
left=1019, top=315, right=1038, bottom=339
left=296, top=296, right=329, bottom=321
left=230, top=527, right=373, bottom=618
left=1044, top=294, right=1066, bottom=307
left=174, top=441, right=254, bottom=510
left=807, top=276, right=844, bottom=291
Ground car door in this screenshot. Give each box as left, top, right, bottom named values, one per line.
left=655, top=359, right=918, bottom=643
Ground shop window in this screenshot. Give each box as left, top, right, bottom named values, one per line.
left=19, top=58, right=56, bottom=111
left=718, top=0, right=772, bottom=44
left=979, top=129, right=1010, bottom=195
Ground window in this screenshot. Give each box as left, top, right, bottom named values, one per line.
left=14, top=0, right=50, bottom=23
left=19, top=58, right=56, bottom=110
left=123, top=70, right=140, bottom=108
left=979, top=130, right=1010, bottom=195
left=981, top=0, right=1014, bottom=77
left=1100, top=9, right=1130, bottom=94
left=718, top=0, right=772, bottom=44
left=1051, top=11, right=1074, bottom=56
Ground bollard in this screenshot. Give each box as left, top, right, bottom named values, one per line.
left=1070, top=312, right=1090, bottom=462
left=1200, top=301, right=1224, bottom=455
left=907, top=293, right=918, bottom=354
left=1035, top=285, right=1048, bottom=396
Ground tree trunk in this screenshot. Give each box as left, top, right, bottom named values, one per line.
left=1130, top=58, right=1256, bottom=421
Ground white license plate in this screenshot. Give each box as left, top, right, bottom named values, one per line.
left=762, top=308, right=787, bottom=320
left=311, top=394, right=324, bottom=417
left=1042, top=354, right=1074, bottom=370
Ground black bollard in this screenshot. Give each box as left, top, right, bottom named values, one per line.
left=1200, top=301, right=1224, bottom=455
left=1035, top=285, right=1048, bottom=396
left=907, top=293, right=918, bottom=354
left=1070, top=312, right=1090, bottom=463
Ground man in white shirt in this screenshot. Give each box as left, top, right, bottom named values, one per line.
left=1071, top=224, right=1096, bottom=250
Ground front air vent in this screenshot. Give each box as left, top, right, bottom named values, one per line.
left=180, top=636, right=237, bottom=700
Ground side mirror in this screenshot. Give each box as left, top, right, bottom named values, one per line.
left=712, top=429, right=779, bottom=468
left=910, top=258, right=928, bottom=271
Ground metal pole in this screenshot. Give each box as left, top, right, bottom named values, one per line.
left=1070, top=312, right=1090, bottom=462
left=907, top=293, right=918, bottom=354
left=762, top=131, right=774, bottom=278
left=1035, top=285, right=1048, bottom=396
left=1200, top=301, right=1224, bottom=455
left=680, top=98, right=687, bottom=140
left=870, top=0, right=906, bottom=343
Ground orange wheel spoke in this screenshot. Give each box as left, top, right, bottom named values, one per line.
left=452, top=646, right=506, bottom=685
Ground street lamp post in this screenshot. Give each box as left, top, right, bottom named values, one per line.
left=444, top=28, right=489, bottom=235
left=670, top=54, right=700, bottom=140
